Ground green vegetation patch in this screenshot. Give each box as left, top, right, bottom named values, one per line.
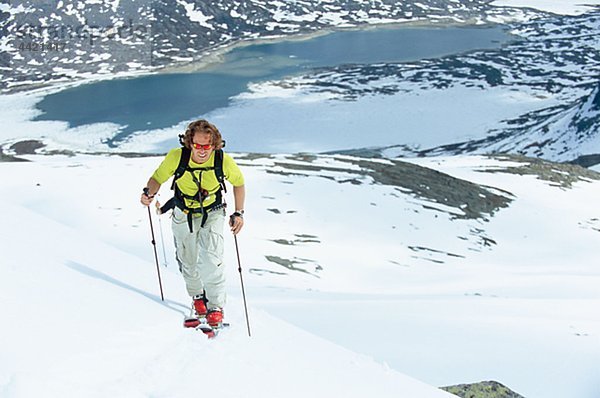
left=441, top=380, right=525, bottom=398
left=488, top=154, right=600, bottom=188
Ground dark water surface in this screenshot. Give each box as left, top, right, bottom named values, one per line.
left=34, top=25, right=514, bottom=147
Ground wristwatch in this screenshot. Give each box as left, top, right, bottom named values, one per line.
left=233, top=210, right=244, bottom=218
left=142, top=187, right=155, bottom=198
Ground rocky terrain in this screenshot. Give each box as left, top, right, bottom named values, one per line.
left=2, top=1, right=599, bottom=165
left=0, top=0, right=528, bottom=92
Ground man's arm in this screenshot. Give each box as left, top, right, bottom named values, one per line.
left=230, top=184, right=245, bottom=235
left=233, top=184, right=245, bottom=213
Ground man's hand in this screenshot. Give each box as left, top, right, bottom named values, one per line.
left=140, top=187, right=155, bottom=207
left=229, top=212, right=244, bottom=235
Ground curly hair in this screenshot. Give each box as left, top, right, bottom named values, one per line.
left=181, top=119, right=224, bottom=150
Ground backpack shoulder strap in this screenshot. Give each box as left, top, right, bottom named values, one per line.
left=171, top=146, right=191, bottom=189
left=176, top=147, right=192, bottom=179
left=214, top=149, right=224, bottom=180
left=214, top=149, right=226, bottom=193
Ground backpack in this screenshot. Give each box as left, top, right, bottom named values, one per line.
left=160, top=136, right=227, bottom=232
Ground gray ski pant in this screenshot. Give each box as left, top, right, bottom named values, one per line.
left=172, top=207, right=226, bottom=309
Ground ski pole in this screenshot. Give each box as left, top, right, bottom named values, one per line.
left=231, top=216, right=251, bottom=336
left=146, top=203, right=165, bottom=301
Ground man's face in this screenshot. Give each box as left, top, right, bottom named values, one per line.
left=191, top=132, right=213, bottom=163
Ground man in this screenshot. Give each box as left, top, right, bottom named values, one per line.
left=140, top=119, right=245, bottom=328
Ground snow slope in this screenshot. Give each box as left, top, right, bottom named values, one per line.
left=1, top=152, right=599, bottom=398
left=0, top=155, right=456, bottom=398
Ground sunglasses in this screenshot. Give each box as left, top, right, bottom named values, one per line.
left=191, top=143, right=212, bottom=150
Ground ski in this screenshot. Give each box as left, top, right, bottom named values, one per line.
left=196, top=322, right=230, bottom=338
left=185, top=318, right=230, bottom=338
left=183, top=311, right=229, bottom=339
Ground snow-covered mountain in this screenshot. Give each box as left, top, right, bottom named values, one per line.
left=244, top=8, right=600, bottom=163
left=1, top=0, right=599, bottom=164
left=2, top=3, right=600, bottom=397
left=1, top=0, right=506, bottom=91
left=1, top=151, right=599, bottom=398
left=417, top=82, right=600, bottom=162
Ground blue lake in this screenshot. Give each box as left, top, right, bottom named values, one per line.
left=34, top=25, right=515, bottom=148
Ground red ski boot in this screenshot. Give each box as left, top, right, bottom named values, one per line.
left=193, top=294, right=208, bottom=317
left=206, top=308, right=224, bottom=328
left=184, top=294, right=208, bottom=328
